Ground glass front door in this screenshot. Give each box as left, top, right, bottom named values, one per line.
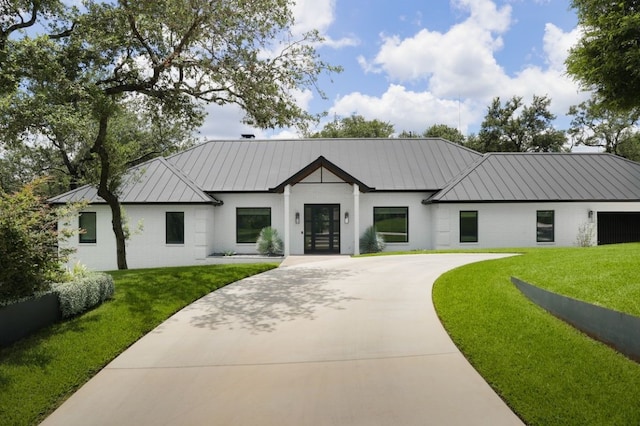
left=304, top=204, right=340, bottom=254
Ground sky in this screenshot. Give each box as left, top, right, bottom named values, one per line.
left=198, top=0, right=588, bottom=141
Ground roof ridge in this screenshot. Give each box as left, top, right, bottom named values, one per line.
left=426, top=154, right=488, bottom=202
left=153, top=157, right=220, bottom=204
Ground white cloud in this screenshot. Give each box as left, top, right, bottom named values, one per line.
left=291, top=0, right=359, bottom=48
left=344, top=1, right=589, bottom=133
left=328, top=84, right=478, bottom=135
left=359, top=0, right=511, bottom=99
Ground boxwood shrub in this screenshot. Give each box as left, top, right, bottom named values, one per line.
left=54, top=272, right=115, bottom=318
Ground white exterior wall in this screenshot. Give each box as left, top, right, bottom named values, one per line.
left=63, top=204, right=216, bottom=271
left=358, top=192, right=434, bottom=252
left=211, top=193, right=284, bottom=255
left=432, top=202, right=640, bottom=249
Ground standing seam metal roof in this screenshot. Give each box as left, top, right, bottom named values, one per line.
left=428, top=153, right=640, bottom=202
left=166, top=138, right=482, bottom=192
left=48, top=157, right=220, bottom=204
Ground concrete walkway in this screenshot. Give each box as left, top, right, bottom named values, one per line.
left=42, top=254, right=523, bottom=426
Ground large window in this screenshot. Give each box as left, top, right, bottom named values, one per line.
left=166, top=212, right=184, bottom=244
left=460, top=211, right=478, bottom=243
left=237, top=208, right=271, bottom=243
left=374, top=207, right=408, bottom=243
left=536, top=210, right=555, bottom=242
left=79, top=212, right=97, bottom=244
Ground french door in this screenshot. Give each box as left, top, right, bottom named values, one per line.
left=304, top=204, right=340, bottom=254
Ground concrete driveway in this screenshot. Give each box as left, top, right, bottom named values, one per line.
left=42, top=254, right=523, bottom=426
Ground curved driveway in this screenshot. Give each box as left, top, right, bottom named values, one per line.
left=42, top=254, right=523, bottom=426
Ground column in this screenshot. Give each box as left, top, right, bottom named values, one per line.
left=353, top=184, right=360, bottom=255
left=284, top=185, right=291, bottom=256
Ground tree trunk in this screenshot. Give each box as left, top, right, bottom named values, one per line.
left=91, top=111, right=128, bottom=270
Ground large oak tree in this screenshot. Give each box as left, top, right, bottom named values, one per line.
left=2, top=0, right=339, bottom=269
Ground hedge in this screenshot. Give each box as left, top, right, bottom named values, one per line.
left=54, top=272, right=115, bottom=318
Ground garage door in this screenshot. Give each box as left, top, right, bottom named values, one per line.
left=597, top=212, right=640, bottom=245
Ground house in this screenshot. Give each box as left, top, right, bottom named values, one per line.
left=49, top=138, right=640, bottom=270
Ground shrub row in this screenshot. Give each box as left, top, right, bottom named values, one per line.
left=54, top=272, right=115, bottom=318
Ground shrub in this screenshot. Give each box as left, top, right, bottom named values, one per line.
left=256, top=226, right=283, bottom=256
left=0, top=179, right=78, bottom=302
left=54, top=272, right=115, bottom=318
left=360, top=225, right=385, bottom=253
left=576, top=222, right=595, bottom=247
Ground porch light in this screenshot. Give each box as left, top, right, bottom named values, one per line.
left=588, top=210, right=594, bottom=220
left=295, top=212, right=300, bottom=224
left=344, top=211, right=349, bottom=224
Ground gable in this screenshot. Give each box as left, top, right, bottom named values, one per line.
left=300, top=167, right=345, bottom=184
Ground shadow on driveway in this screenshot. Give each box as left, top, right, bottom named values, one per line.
left=186, top=266, right=359, bottom=334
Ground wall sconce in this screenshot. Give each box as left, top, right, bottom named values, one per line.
left=344, top=211, right=349, bottom=224
left=295, top=212, right=300, bottom=224
left=588, top=210, right=594, bottom=220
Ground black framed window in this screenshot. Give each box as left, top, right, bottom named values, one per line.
left=460, top=211, right=478, bottom=243
left=374, top=207, right=408, bottom=243
left=166, top=212, right=184, bottom=244
left=536, top=210, right=555, bottom=242
left=79, top=212, right=97, bottom=243
left=237, top=208, right=271, bottom=243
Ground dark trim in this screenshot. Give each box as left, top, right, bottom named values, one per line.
left=236, top=207, right=272, bottom=244
left=425, top=199, right=640, bottom=204
left=373, top=206, right=409, bottom=243
left=459, top=210, right=478, bottom=243
left=165, top=211, right=185, bottom=245
left=270, top=156, right=374, bottom=193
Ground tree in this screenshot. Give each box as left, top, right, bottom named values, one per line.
left=422, top=124, right=466, bottom=145
left=2, top=1, right=338, bottom=269
left=474, top=95, right=566, bottom=153
left=567, top=97, right=640, bottom=155
left=618, top=134, right=640, bottom=162
left=309, top=115, right=394, bottom=138
left=566, top=1, right=640, bottom=111
left=0, top=178, right=76, bottom=302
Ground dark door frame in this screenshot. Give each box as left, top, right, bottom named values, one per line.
left=304, top=204, right=341, bottom=254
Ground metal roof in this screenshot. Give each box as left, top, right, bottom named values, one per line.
left=49, top=157, right=220, bottom=204
left=427, top=153, right=640, bottom=202
left=167, top=138, right=482, bottom=192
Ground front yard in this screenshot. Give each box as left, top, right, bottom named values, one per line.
left=0, top=263, right=277, bottom=426
left=433, top=243, right=640, bottom=425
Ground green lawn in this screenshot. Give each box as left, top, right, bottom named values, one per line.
left=432, top=244, right=640, bottom=425
left=0, top=263, right=277, bottom=426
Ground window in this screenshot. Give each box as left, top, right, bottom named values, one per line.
left=79, top=212, right=97, bottom=243
left=536, top=210, right=554, bottom=242
left=166, top=212, right=184, bottom=244
left=237, top=208, right=271, bottom=243
left=374, top=207, right=408, bottom=243
left=460, top=211, right=478, bottom=243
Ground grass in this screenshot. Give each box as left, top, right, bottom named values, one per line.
left=0, top=263, right=277, bottom=426
left=432, top=243, right=640, bottom=425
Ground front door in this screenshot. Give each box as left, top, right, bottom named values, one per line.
left=304, top=204, right=340, bottom=254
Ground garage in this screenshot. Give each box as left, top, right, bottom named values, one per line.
left=597, top=212, right=640, bottom=245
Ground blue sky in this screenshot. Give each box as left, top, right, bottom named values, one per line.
left=199, top=1, right=588, bottom=140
